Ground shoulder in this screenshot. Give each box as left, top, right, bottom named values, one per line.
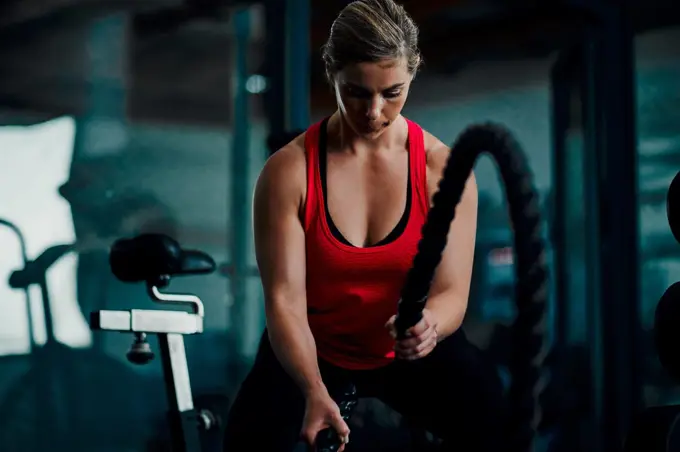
left=419, top=127, right=477, bottom=197
left=256, top=133, right=308, bottom=206
left=421, top=128, right=451, bottom=175
left=404, top=119, right=449, bottom=175
left=266, top=132, right=307, bottom=171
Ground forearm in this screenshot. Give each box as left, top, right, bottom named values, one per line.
left=265, top=301, right=327, bottom=397
left=425, top=292, right=467, bottom=340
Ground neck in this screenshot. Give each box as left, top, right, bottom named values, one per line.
left=328, top=110, right=404, bottom=155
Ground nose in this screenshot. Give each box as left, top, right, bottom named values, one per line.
left=365, top=95, right=383, bottom=121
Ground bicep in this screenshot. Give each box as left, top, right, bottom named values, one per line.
left=253, top=156, right=307, bottom=313
left=430, top=171, right=478, bottom=299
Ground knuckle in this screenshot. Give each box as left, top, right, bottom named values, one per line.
left=417, top=347, right=431, bottom=358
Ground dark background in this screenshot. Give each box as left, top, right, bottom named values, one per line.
left=0, top=0, right=678, bottom=450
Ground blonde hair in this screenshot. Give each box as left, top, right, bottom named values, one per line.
left=321, top=0, right=422, bottom=82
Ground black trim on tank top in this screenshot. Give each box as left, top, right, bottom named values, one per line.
left=319, top=117, right=411, bottom=248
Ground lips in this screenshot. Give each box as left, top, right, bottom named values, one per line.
left=359, top=122, right=382, bottom=133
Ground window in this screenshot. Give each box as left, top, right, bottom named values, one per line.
left=0, top=116, right=91, bottom=356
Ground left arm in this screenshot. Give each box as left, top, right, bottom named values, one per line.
left=386, top=136, right=478, bottom=359
left=424, top=141, right=478, bottom=339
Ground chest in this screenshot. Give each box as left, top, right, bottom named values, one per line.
left=305, top=230, right=420, bottom=291
left=325, top=151, right=411, bottom=247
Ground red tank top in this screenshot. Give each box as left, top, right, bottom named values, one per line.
left=302, top=118, right=430, bottom=370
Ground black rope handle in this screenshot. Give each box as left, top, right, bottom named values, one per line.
left=318, top=122, right=550, bottom=452
left=397, top=122, right=550, bottom=452
left=315, top=383, right=358, bottom=452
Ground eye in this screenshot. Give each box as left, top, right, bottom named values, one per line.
left=383, top=90, right=402, bottom=99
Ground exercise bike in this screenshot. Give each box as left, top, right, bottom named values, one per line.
left=90, top=233, right=223, bottom=452
left=0, top=223, right=167, bottom=451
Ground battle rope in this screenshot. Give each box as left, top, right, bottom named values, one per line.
left=318, top=123, right=550, bottom=452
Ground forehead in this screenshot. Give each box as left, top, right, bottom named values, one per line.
left=337, top=58, right=410, bottom=88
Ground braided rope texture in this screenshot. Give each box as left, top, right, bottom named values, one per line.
left=397, top=122, right=550, bottom=452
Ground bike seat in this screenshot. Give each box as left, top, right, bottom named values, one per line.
left=109, top=233, right=215, bottom=283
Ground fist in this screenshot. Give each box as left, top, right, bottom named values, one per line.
left=385, top=308, right=438, bottom=360
left=300, top=390, right=350, bottom=451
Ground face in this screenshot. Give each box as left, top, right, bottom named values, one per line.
left=333, top=57, right=412, bottom=139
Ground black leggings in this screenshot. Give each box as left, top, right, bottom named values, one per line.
left=222, top=329, right=509, bottom=451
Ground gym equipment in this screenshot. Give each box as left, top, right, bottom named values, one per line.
left=146, top=393, right=231, bottom=452
left=623, top=170, right=680, bottom=452
left=0, top=219, right=32, bottom=346
left=655, top=282, right=680, bottom=382
left=316, top=123, right=550, bottom=452
left=0, top=237, right=78, bottom=451
left=315, top=383, right=359, bottom=450
left=90, top=233, right=218, bottom=452
left=668, top=172, right=680, bottom=245
left=10, top=243, right=74, bottom=343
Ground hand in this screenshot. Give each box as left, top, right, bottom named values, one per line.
left=385, top=308, right=439, bottom=360
left=300, top=389, right=351, bottom=451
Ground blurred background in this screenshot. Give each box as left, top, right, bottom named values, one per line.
left=0, top=0, right=679, bottom=451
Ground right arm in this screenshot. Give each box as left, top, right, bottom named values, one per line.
left=253, top=140, right=326, bottom=397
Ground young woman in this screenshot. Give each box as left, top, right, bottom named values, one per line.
left=222, top=1, right=509, bottom=450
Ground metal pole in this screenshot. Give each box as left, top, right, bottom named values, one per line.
left=549, top=52, right=571, bottom=354
left=580, top=41, right=605, bottom=452
left=589, top=2, right=643, bottom=447
left=285, top=0, right=310, bottom=130
left=264, top=0, right=287, bottom=139
left=230, top=8, right=251, bottom=359
left=159, top=333, right=202, bottom=452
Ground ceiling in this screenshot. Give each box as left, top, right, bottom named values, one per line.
left=0, top=0, right=679, bottom=126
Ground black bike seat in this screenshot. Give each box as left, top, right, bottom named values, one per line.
left=109, top=233, right=215, bottom=283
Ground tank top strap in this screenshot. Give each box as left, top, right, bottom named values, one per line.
left=302, top=119, right=325, bottom=230
left=405, top=118, right=431, bottom=216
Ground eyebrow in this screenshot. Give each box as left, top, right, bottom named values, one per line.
left=345, top=82, right=405, bottom=91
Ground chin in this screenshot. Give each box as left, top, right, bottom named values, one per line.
left=358, top=129, right=384, bottom=139
left=352, top=122, right=389, bottom=139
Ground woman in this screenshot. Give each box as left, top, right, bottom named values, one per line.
left=222, top=0, right=509, bottom=450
